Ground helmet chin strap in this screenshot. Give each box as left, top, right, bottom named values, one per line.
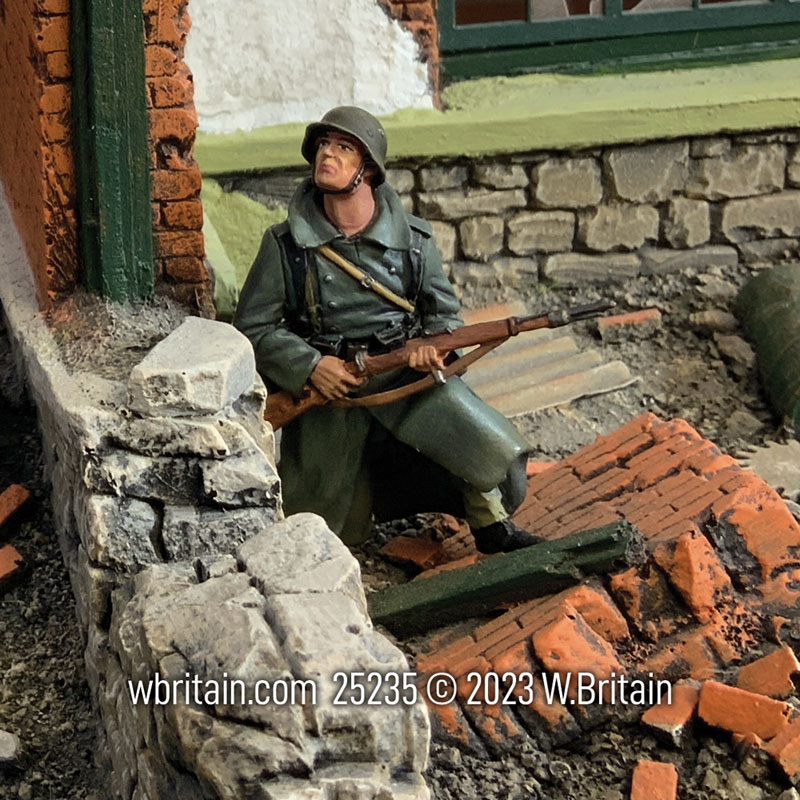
left=314, top=159, right=366, bottom=195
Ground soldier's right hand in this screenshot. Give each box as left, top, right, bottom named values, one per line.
left=310, top=356, right=365, bottom=400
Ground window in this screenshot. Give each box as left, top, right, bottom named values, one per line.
left=439, top=0, right=800, bottom=77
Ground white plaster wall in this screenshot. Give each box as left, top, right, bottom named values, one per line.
left=185, top=0, right=434, bottom=134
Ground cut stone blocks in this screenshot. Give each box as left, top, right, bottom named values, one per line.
left=127, top=317, right=256, bottom=416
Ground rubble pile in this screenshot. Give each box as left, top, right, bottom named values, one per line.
left=406, top=413, right=800, bottom=798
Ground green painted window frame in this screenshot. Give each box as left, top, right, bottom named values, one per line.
left=439, top=0, right=800, bottom=76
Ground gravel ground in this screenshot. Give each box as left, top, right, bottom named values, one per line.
left=0, top=257, right=797, bottom=799
left=0, top=319, right=108, bottom=799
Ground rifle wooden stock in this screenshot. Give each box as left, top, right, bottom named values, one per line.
left=264, top=300, right=615, bottom=430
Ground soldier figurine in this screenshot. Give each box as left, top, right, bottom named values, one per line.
left=234, top=106, right=542, bottom=551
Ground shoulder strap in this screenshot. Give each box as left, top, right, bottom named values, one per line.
left=274, top=223, right=322, bottom=333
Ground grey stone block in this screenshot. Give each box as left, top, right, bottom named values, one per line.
left=639, top=246, right=738, bottom=276
left=419, top=166, right=468, bottom=191
left=430, top=220, right=457, bottom=263
left=605, top=141, right=688, bottom=203
left=77, top=493, right=160, bottom=570
left=386, top=168, right=415, bottom=193
left=542, top=253, right=640, bottom=285
left=201, top=449, right=280, bottom=507
left=128, top=317, right=256, bottom=417
left=162, top=506, right=280, bottom=560
left=664, top=198, right=710, bottom=249
left=687, top=145, right=786, bottom=201
left=534, top=158, right=602, bottom=208
left=721, top=191, right=800, bottom=243
left=84, top=450, right=202, bottom=505
left=578, top=204, right=659, bottom=252
left=417, top=188, right=527, bottom=221
left=690, top=137, right=731, bottom=158
left=507, top=210, right=574, bottom=254
left=473, top=163, right=529, bottom=189
left=110, top=417, right=238, bottom=459
left=459, top=215, right=504, bottom=262
left=738, top=238, right=800, bottom=265
left=237, top=513, right=366, bottom=613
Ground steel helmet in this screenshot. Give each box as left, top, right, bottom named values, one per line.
left=301, top=106, right=387, bottom=185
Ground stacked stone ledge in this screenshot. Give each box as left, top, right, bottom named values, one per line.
left=380, top=130, right=800, bottom=295
left=5, top=303, right=430, bottom=799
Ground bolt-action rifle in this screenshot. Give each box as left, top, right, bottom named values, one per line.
left=265, top=300, right=616, bottom=431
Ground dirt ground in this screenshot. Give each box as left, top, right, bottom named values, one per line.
left=0, top=256, right=798, bottom=799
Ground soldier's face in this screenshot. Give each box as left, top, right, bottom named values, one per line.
left=314, top=131, right=365, bottom=191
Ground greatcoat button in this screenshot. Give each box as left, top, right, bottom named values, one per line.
left=328, top=301, right=338, bottom=309
left=323, top=274, right=333, bottom=283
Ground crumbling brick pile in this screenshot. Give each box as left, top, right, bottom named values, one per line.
left=413, top=412, right=800, bottom=794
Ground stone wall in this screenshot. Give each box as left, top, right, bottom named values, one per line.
left=0, top=191, right=430, bottom=800
left=376, top=130, right=800, bottom=301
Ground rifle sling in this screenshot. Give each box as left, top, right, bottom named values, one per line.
left=317, top=244, right=416, bottom=314
left=330, top=339, right=505, bottom=409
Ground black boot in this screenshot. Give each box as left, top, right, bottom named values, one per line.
left=472, top=519, right=546, bottom=554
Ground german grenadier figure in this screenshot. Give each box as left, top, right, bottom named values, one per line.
left=234, top=106, right=542, bottom=551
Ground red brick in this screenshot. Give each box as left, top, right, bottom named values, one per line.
left=416, top=635, right=477, bottom=676
left=532, top=607, right=623, bottom=701
left=654, top=532, right=732, bottom=622
left=581, top=467, right=636, bottom=501
left=765, top=717, right=800, bottom=779
left=149, top=107, right=197, bottom=143
left=543, top=487, right=599, bottom=516
left=0, top=544, right=23, bottom=583
left=162, top=255, right=206, bottom=282
left=722, top=500, right=800, bottom=579
left=35, top=15, right=69, bottom=53
left=154, top=230, right=203, bottom=258
left=534, top=471, right=582, bottom=508
left=38, top=0, right=70, bottom=12
left=641, top=680, right=699, bottom=746
left=0, top=485, right=30, bottom=529
left=737, top=647, right=800, bottom=699
left=630, top=760, right=678, bottom=800
left=527, top=673, right=577, bottom=731
left=150, top=73, right=194, bottom=108
left=40, top=83, right=69, bottom=114
left=380, top=536, right=445, bottom=571
left=45, top=51, right=70, bottom=80
left=512, top=493, right=549, bottom=532
left=162, top=199, right=202, bottom=229
left=698, top=680, right=795, bottom=740
left=557, top=504, right=623, bottom=537
left=145, top=44, right=178, bottom=77
left=571, top=432, right=655, bottom=480
left=151, top=165, right=201, bottom=200
left=647, top=518, right=700, bottom=545
left=526, top=461, right=574, bottom=497
left=415, top=553, right=484, bottom=579
left=598, top=307, right=662, bottom=333
left=483, top=624, right=536, bottom=663
left=650, top=417, right=703, bottom=444
left=759, top=570, right=800, bottom=611
left=561, top=584, right=629, bottom=643
left=642, top=628, right=721, bottom=681
left=526, top=460, right=556, bottom=477
left=633, top=440, right=710, bottom=490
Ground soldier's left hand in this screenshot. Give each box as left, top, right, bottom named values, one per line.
left=408, top=345, right=446, bottom=373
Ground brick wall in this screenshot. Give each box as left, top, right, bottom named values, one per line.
left=377, top=0, right=441, bottom=104
left=144, top=0, right=212, bottom=312
left=0, top=0, right=210, bottom=311
left=0, top=0, right=77, bottom=308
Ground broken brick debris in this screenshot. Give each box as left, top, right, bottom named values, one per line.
left=737, top=647, right=800, bottom=699
left=526, top=460, right=556, bottom=477
left=0, top=544, right=23, bottom=585
left=697, top=680, right=795, bottom=741
left=640, top=680, right=700, bottom=747
left=0, top=484, right=30, bottom=532
left=415, top=413, right=800, bottom=755
left=380, top=536, right=446, bottom=571
left=597, top=308, right=663, bottom=341
left=630, top=760, right=678, bottom=800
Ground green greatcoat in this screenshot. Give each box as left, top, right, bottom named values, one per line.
left=234, top=178, right=529, bottom=538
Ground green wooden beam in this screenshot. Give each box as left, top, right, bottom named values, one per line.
left=442, top=23, right=800, bottom=79
left=368, top=522, right=643, bottom=635
left=71, top=0, right=154, bottom=302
